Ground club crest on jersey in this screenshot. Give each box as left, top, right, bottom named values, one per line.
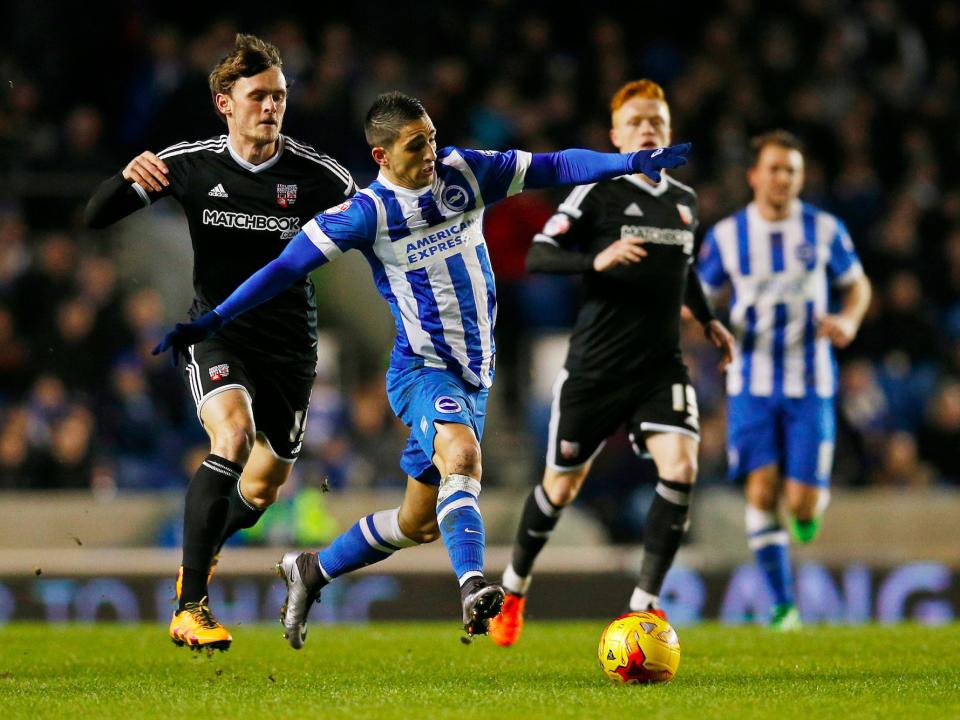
left=276, top=183, right=298, bottom=208
left=435, top=396, right=462, bottom=414
left=325, top=200, right=352, bottom=214
left=441, top=185, right=469, bottom=212
left=560, top=440, right=580, bottom=460
left=208, top=364, right=230, bottom=382
left=676, top=204, right=693, bottom=225
left=544, top=213, right=571, bottom=236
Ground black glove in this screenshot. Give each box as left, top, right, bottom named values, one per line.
left=628, top=143, right=691, bottom=183
left=152, top=310, right=224, bottom=366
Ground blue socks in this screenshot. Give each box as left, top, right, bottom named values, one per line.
left=436, top=474, right=485, bottom=586
left=309, top=475, right=486, bottom=592
left=315, top=507, right=419, bottom=582
left=746, top=505, right=794, bottom=606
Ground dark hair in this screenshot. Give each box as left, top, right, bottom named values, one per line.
left=364, top=92, right=427, bottom=148
left=209, top=34, right=283, bottom=123
left=750, top=129, right=804, bottom=165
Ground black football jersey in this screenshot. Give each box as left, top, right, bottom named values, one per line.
left=534, top=175, right=699, bottom=377
left=142, top=134, right=354, bottom=363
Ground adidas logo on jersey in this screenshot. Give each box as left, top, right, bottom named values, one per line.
left=208, top=183, right=229, bottom=198
left=624, top=202, right=644, bottom=217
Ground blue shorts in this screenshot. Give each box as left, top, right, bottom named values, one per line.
left=727, top=393, right=836, bottom=487
left=386, top=366, right=489, bottom=485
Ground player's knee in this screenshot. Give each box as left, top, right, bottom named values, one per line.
left=446, top=441, right=482, bottom=478
left=210, top=423, right=255, bottom=463
left=544, top=470, right=586, bottom=506
left=659, top=455, right=698, bottom=485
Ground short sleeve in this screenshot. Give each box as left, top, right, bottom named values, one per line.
left=457, top=148, right=533, bottom=204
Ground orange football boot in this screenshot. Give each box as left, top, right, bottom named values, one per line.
left=168, top=596, right=232, bottom=652
left=489, top=592, right=526, bottom=647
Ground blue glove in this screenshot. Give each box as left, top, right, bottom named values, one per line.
left=152, top=310, right=224, bottom=365
left=628, top=143, right=691, bottom=183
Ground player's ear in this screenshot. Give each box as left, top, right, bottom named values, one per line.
left=371, top=146, right=389, bottom=168
left=609, top=127, right=620, bottom=150
left=215, top=92, right=232, bottom=118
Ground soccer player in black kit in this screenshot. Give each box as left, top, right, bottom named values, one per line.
left=84, top=34, right=354, bottom=650
left=489, top=80, right=734, bottom=646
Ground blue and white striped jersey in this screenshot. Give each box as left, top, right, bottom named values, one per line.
left=698, top=200, right=864, bottom=399
left=298, top=146, right=532, bottom=388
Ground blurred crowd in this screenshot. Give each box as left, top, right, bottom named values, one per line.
left=2, top=0, right=959, bottom=511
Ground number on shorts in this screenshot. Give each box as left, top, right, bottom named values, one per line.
left=671, top=384, right=699, bottom=422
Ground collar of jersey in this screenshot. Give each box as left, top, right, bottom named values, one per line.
left=226, top=135, right=285, bottom=173
left=375, top=171, right=434, bottom=197
left=747, top=199, right=802, bottom=226
left=619, top=173, right=668, bottom=196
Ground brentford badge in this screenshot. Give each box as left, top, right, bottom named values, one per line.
left=208, top=364, right=230, bottom=381
left=676, top=203, right=693, bottom=225
left=276, top=183, right=298, bottom=208
left=560, top=440, right=580, bottom=460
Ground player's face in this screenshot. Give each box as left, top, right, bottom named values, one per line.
left=749, top=145, right=805, bottom=210
left=610, top=97, right=671, bottom=154
left=219, top=67, right=288, bottom=146
left=378, top=115, right=438, bottom=189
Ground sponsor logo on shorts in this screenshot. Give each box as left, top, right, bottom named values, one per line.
left=208, top=363, right=229, bottom=382
left=560, top=440, right=580, bottom=460
left=435, top=396, right=462, bottom=414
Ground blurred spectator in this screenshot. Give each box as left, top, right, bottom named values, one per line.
left=917, top=380, right=960, bottom=485
left=870, top=431, right=934, bottom=489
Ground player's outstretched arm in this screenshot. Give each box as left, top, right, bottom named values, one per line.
left=152, top=232, right=326, bottom=363
left=524, top=144, right=690, bottom=189
left=84, top=151, right=172, bottom=228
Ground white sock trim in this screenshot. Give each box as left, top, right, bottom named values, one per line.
left=502, top=564, right=532, bottom=595
left=436, top=496, right=480, bottom=524
left=745, top=504, right=779, bottom=534
left=458, top=570, right=483, bottom=586
left=534, top=484, right=562, bottom=517
left=748, top=530, right=790, bottom=551
left=655, top=481, right=691, bottom=507
left=235, top=479, right=258, bottom=512
left=371, top=507, right=420, bottom=548
left=629, top=587, right=661, bottom=612
left=316, top=555, right=333, bottom=583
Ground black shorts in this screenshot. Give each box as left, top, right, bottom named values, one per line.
left=546, top=362, right=700, bottom=470
left=183, top=337, right=314, bottom=461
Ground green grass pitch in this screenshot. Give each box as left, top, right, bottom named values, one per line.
left=1, top=622, right=958, bottom=719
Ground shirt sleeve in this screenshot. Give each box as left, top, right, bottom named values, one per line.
left=526, top=186, right=597, bottom=274
left=827, top=218, right=864, bottom=286
left=300, top=193, right=376, bottom=263
left=215, top=194, right=375, bottom=322
left=457, top=148, right=533, bottom=204
left=697, top=226, right=729, bottom=292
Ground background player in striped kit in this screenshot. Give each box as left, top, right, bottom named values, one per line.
left=152, top=91, right=691, bottom=646
left=488, top=79, right=734, bottom=647
left=84, top=34, right=355, bottom=650
left=698, top=131, right=872, bottom=630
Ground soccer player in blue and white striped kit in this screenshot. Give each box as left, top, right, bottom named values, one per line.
left=698, top=131, right=872, bottom=630
left=154, top=91, right=691, bottom=645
